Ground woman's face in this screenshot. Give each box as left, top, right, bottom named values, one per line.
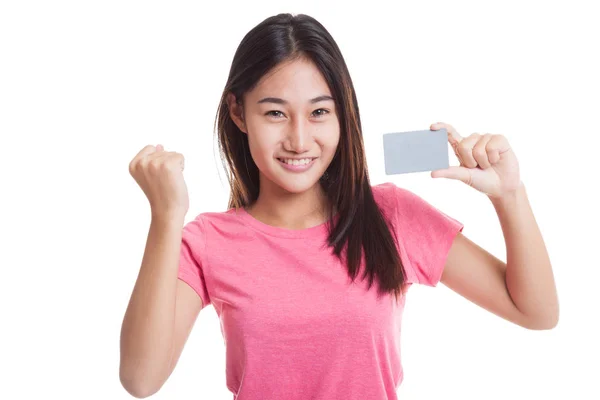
left=228, top=57, right=340, bottom=195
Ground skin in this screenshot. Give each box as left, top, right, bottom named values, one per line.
left=227, top=57, right=340, bottom=230
left=120, top=56, right=559, bottom=398
left=228, top=58, right=559, bottom=330
left=432, top=123, right=559, bottom=330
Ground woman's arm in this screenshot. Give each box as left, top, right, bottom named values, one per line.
left=120, top=215, right=203, bottom=398
left=441, top=182, right=559, bottom=330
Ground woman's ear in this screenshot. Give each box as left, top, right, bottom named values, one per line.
left=227, top=93, right=247, bottom=134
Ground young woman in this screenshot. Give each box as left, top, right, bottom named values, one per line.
left=120, top=13, right=559, bottom=400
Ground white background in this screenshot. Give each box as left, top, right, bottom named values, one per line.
left=1, top=1, right=598, bottom=399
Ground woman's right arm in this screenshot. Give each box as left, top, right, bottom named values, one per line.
left=120, top=145, right=200, bottom=398
left=119, top=214, right=203, bottom=398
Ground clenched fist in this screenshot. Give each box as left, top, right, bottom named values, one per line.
left=129, top=144, right=189, bottom=219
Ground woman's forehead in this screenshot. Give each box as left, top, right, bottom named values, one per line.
left=250, top=59, right=331, bottom=101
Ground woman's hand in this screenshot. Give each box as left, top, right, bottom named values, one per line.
left=129, top=144, right=189, bottom=219
left=430, top=122, right=522, bottom=199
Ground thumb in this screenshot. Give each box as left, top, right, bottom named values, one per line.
left=431, top=166, right=472, bottom=183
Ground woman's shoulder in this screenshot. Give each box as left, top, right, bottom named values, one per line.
left=373, top=182, right=463, bottom=231
left=371, top=182, right=417, bottom=210
left=371, top=182, right=448, bottom=223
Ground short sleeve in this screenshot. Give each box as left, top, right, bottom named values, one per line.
left=178, top=215, right=211, bottom=309
left=388, top=183, right=464, bottom=287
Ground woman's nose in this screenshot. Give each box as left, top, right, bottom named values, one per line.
left=284, top=119, right=310, bottom=153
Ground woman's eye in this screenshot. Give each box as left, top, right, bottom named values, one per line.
left=312, top=108, right=330, bottom=117
left=266, top=110, right=284, bottom=118
left=265, top=109, right=330, bottom=118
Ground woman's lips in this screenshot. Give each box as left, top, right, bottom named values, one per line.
left=277, top=157, right=317, bottom=172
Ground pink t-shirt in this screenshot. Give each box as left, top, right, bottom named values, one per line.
left=178, top=182, right=464, bottom=399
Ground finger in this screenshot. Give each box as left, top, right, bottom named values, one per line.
left=456, top=133, right=481, bottom=168
left=129, top=144, right=159, bottom=173
left=149, top=151, right=185, bottom=172
left=431, top=122, right=462, bottom=146
left=473, top=134, right=494, bottom=169
left=147, top=145, right=176, bottom=166
left=145, top=146, right=168, bottom=162
left=131, top=144, right=157, bottom=163
left=431, top=166, right=473, bottom=186
left=144, top=150, right=175, bottom=170
left=486, top=134, right=511, bottom=164
left=134, top=144, right=165, bottom=166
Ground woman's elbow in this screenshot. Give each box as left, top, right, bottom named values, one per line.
left=120, top=367, right=162, bottom=398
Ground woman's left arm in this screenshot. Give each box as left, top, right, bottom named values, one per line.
left=441, top=183, right=559, bottom=330
left=429, top=122, right=559, bottom=330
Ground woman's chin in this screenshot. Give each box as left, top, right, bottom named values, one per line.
left=271, top=174, right=322, bottom=194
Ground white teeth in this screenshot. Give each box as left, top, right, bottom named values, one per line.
left=280, top=158, right=312, bottom=165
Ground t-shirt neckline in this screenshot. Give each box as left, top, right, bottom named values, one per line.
left=233, top=206, right=337, bottom=239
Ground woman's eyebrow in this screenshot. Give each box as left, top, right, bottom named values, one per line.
left=257, top=95, right=334, bottom=105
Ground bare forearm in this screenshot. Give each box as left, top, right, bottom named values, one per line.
left=490, top=183, right=559, bottom=328
left=120, top=214, right=185, bottom=392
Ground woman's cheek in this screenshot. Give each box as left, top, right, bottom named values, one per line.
left=248, top=133, right=276, bottom=166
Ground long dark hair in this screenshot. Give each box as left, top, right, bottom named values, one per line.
left=215, top=13, right=407, bottom=302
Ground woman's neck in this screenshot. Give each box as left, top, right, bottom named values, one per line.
left=246, top=183, right=330, bottom=230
